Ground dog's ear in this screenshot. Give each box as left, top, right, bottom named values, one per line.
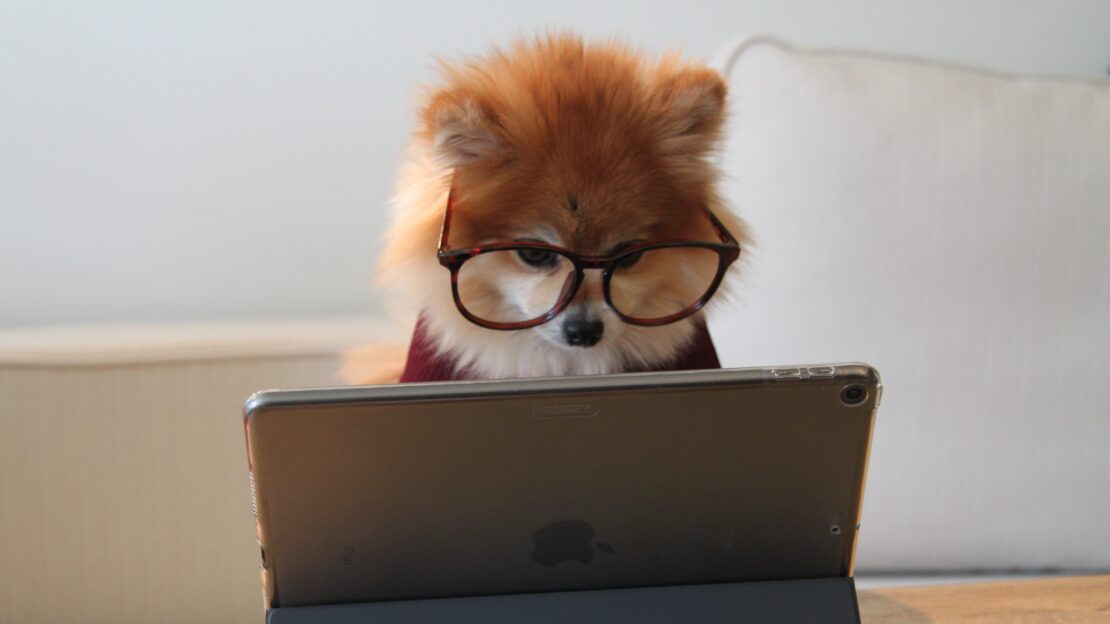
left=423, top=91, right=504, bottom=167
left=654, top=67, right=728, bottom=155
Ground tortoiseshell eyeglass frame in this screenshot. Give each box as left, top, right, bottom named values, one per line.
left=436, top=186, right=742, bottom=330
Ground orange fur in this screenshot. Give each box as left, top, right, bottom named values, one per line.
left=350, top=34, right=749, bottom=383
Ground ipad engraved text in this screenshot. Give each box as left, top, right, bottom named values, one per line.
left=533, top=403, right=601, bottom=418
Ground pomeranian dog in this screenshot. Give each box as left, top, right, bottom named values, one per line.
left=344, top=34, right=748, bottom=383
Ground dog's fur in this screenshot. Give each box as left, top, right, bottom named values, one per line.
left=344, top=35, right=748, bottom=383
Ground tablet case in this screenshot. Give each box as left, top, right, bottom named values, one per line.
left=245, top=365, right=879, bottom=622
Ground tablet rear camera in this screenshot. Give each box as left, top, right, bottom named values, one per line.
left=840, top=385, right=868, bottom=406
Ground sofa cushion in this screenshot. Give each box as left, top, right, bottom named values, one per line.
left=712, top=38, right=1110, bottom=571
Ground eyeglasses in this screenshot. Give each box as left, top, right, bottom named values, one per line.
left=437, top=187, right=742, bottom=330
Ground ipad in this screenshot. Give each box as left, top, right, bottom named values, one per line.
left=243, top=364, right=880, bottom=609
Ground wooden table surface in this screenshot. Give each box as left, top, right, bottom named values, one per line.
left=858, top=575, right=1110, bottom=623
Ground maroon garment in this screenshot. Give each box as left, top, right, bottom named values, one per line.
left=400, top=314, right=721, bottom=382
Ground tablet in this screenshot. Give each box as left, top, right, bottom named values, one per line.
left=243, top=364, right=880, bottom=609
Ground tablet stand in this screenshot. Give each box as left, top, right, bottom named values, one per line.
left=265, top=577, right=860, bottom=623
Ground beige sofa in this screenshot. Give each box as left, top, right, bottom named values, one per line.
left=0, top=319, right=397, bottom=624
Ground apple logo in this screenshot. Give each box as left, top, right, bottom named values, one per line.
left=531, top=519, right=615, bottom=567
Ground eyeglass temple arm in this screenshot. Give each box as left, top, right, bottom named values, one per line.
left=438, top=185, right=456, bottom=253
left=704, top=206, right=738, bottom=245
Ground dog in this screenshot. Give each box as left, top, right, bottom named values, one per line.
left=343, top=34, right=748, bottom=384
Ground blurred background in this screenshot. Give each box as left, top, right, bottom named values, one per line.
left=2, top=1, right=1109, bottom=623
left=2, top=0, right=1108, bottom=327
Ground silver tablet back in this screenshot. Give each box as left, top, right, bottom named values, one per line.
left=244, top=364, right=880, bottom=608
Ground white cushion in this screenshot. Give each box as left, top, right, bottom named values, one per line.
left=712, top=38, right=1110, bottom=571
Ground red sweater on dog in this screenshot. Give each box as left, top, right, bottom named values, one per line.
left=400, top=315, right=721, bottom=382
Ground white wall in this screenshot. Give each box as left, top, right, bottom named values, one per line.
left=2, top=0, right=1109, bottom=327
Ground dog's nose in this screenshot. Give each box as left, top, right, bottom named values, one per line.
left=563, top=319, right=604, bottom=347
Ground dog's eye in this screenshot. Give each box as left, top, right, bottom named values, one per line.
left=517, top=248, right=558, bottom=268
left=616, top=251, right=644, bottom=268
left=612, top=240, right=647, bottom=269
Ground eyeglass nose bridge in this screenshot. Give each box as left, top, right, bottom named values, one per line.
left=572, top=256, right=613, bottom=271
left=555, top=262, right=608, bottom=306
left=552, top=260, right=615, bottom=313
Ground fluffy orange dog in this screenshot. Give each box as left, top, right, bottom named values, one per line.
left=346, top=35, right=748, bottom=383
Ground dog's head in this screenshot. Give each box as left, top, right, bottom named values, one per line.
left=381, top=35, right=747, bottom=376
